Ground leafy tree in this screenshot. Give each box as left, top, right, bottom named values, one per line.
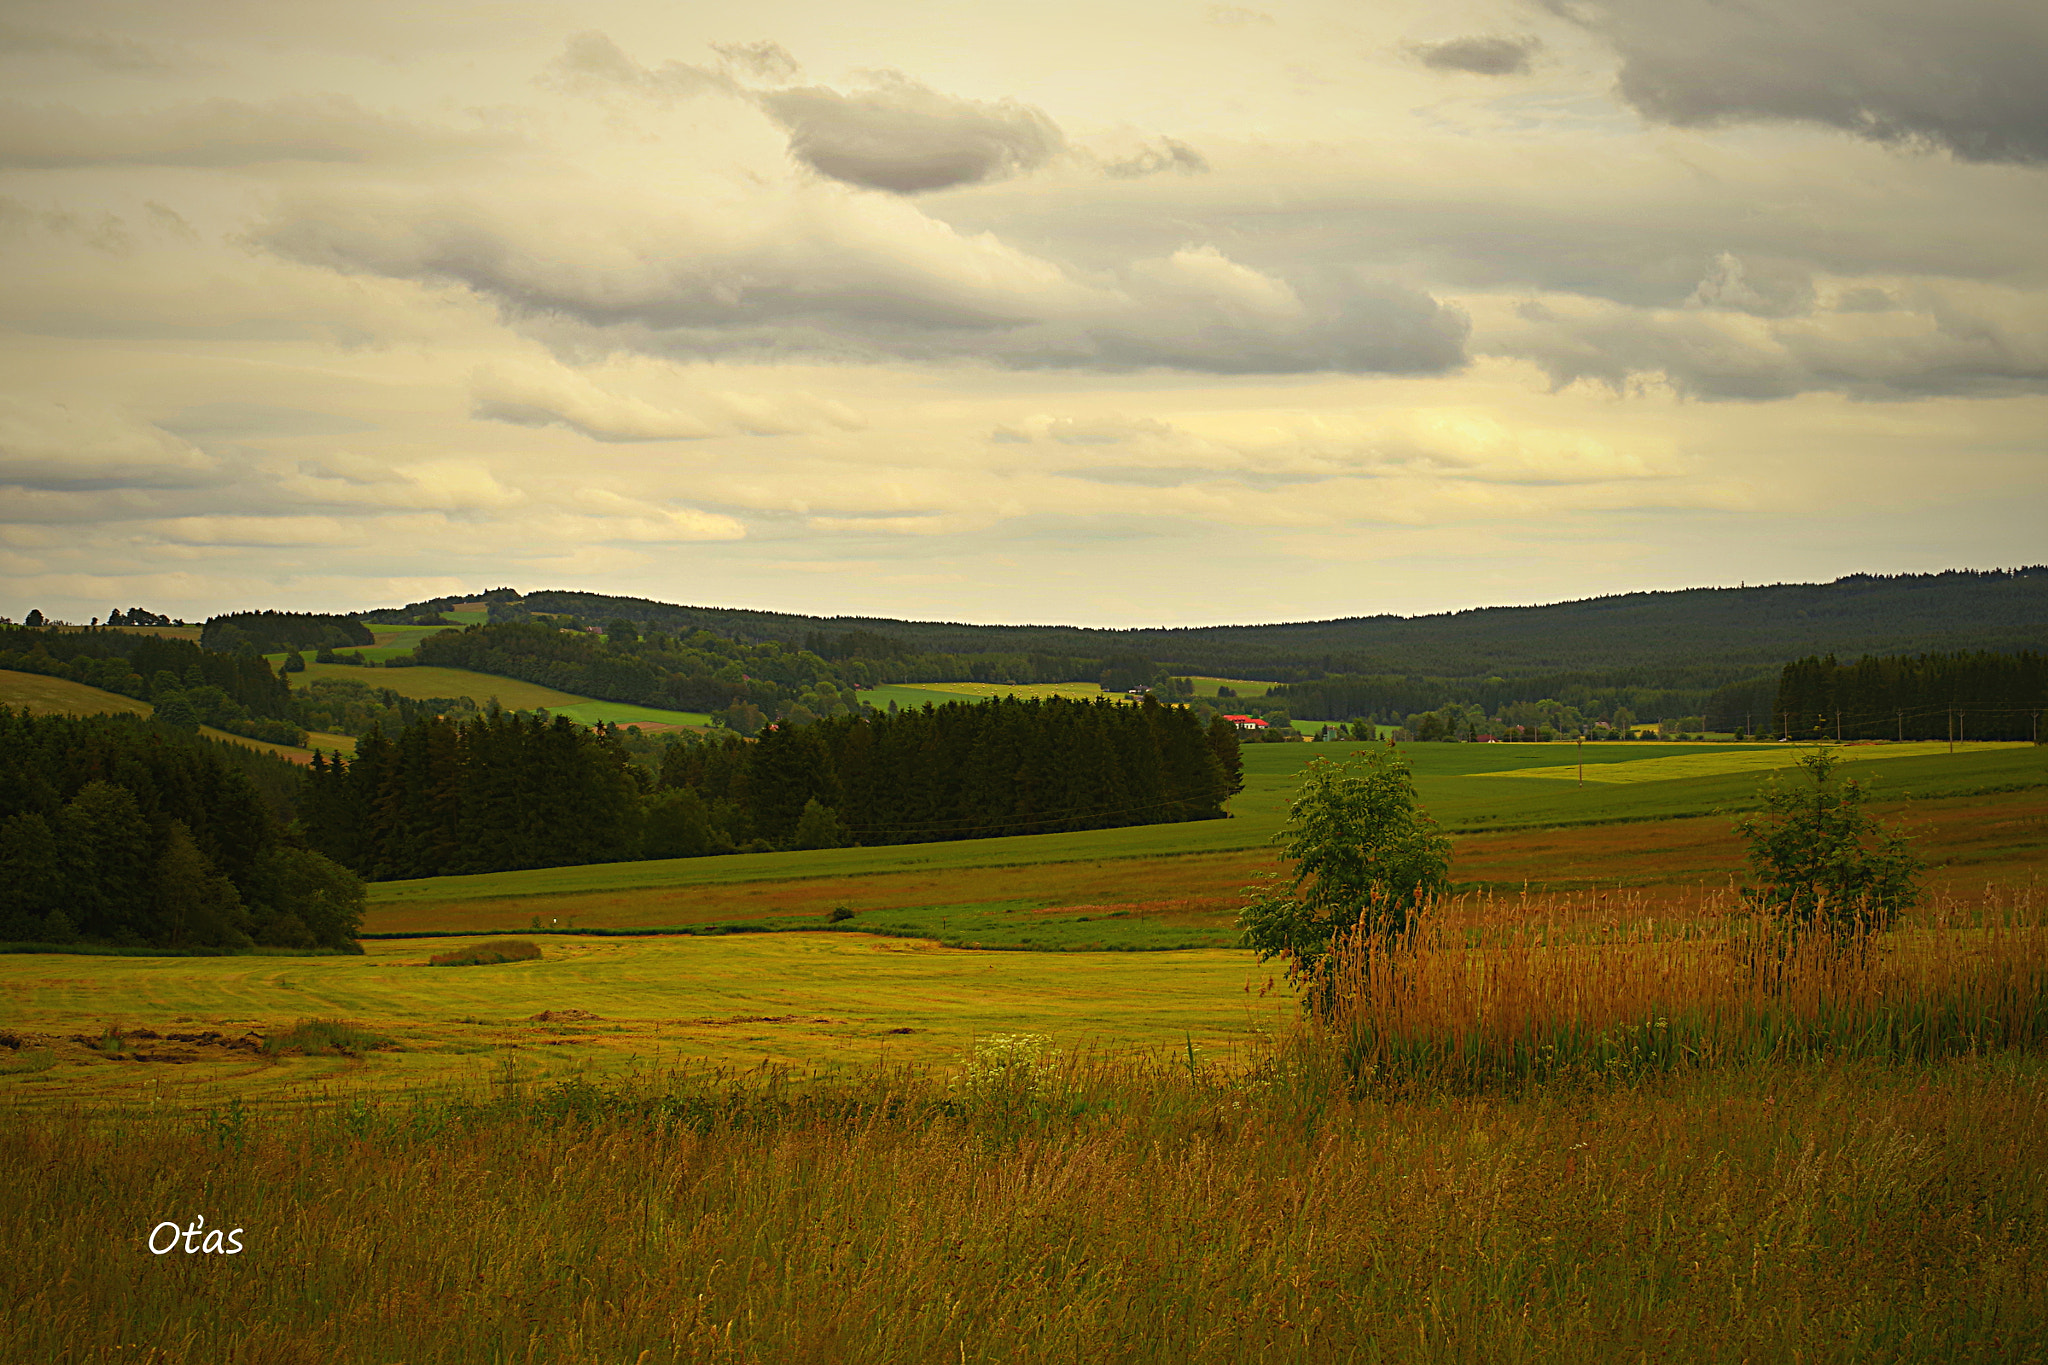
left=282, top=650, right=306, bottom=674
left=152, top=821, right=253, bottom=948
left=244, top=845, right=366, bottom=948
left=154, top=692, right=202, bottom=731
left=23, top=609, right=44, bottom=627
left=1238, top=752, right=1451, bottom=1005
left=790, top=797, right=848, bottom=851
left=1734, top=748, right=1922, bottom=936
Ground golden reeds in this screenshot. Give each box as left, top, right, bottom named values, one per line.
left=1313, top=884, right=2048, bottom=1092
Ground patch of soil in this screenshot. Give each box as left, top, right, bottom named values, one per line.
left=529, top=1009, right=601, bottom=1022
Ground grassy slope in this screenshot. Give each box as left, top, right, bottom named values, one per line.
left=0, top=669, right=151, bottom=718
left=277, top=661, right=587, bottom=710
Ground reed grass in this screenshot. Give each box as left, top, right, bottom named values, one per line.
left=1313, top=883, right=2048, bottom=1093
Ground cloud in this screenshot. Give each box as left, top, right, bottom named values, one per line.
left=1102, top=137, right=1210, bottom=179
left=1414, top=36, right=1540, bottom=76
left=258, top=189, right=1468, bottom=376
left=0, top=21, right=188, bottom=74
left=0, top=396, right=221, bottom=489
left=470, top=363, right=717, bottom=441
left=710, top=40, right=801, bottom=82
left=758, top=71, right=1066, bottom=193
left=0, top=95, right=507, bottom=169
left=1488, top=274, right=2048, bottom=399
left=543, top=31, right=733, bottom=102
left=1550, top=0, right=2048, bottom=165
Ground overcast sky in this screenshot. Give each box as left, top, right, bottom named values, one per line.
left=3, top=0, right=2045, bottom=627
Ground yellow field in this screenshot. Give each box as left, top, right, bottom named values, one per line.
left=1477, top=740, right=2022, bottom=783
left=0, top=934, right=1287, bottom=1107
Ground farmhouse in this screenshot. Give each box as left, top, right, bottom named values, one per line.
left=1222, top=714, right=1267, bottom=731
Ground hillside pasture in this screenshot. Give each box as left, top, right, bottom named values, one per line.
left=279, top=661, right=585, bottom=710
left=0, top=668, right=150, bottom=718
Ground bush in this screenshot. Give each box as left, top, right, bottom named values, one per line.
left=259, top=1019, right=395, bottom=1056
left=428, top=939, right=543, bottom=967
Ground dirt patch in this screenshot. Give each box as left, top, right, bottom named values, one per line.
left=529, top=1009, right=601, bottom=1022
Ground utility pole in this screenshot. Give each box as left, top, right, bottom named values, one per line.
left=1577, top=733, right=1584, bottom=788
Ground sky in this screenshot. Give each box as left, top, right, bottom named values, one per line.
left=3, top=0, right=2045, bottom=628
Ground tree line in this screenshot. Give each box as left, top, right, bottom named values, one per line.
left=660, top=694, right=1242, bottom=851
left=299, top=710, right=644, bottom=880
left=298, top=696, right=1242, bottom=880
left=201, top=611, right=373, bottom=656
left=0, top=709, right=364, bottom=949
left=1774, top=651, right=2047, bottom=742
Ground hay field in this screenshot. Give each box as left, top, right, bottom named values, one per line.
left=0, top=932, right=1288, bottom=1106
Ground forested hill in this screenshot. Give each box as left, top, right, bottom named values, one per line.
left=396, top=569, right=2048, bottom=685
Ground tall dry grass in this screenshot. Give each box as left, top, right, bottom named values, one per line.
left=1313, top=883, right=2048, bottom=1092
left=7, top=1050, right=2047, bottom=1364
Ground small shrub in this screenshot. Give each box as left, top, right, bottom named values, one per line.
left=826, top=907, right=856, bottom=923
left=428, top=939, right=543, bottom=967
left=260, top=1019, right=396, bottom=1056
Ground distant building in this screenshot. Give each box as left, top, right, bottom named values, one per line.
left=1222, top=714, right=1268, bottom=731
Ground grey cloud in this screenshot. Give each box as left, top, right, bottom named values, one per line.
left=0, top=94, right=508, bottom=169
left=544, top=31, right=732, bottom=101
left=1550, top=0, right=2048, bottom=164
left=0, top=21, right=187, bottom=74
left=711, top=40, right=801, bottom=82
left=758, top=73, right=1066, bottom=193
left=1490, top=290, right=2048, bottom=400
left=1103, top=138, right=1210, bottom=179
left=258, top=196, right=1467, bottom=376
left=0, top=196, right=131, bottom=252
left=1415, top=36, right=1540, bottom=76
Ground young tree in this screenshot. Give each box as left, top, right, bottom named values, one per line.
left=1238, top=752, right=1451, bottom=1005
left=1734, top=748, right=1922, bottom=937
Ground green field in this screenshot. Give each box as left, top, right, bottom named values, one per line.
left=1183, top=675, right=1277, bottom=698
left=278, top=661, right=586, bottom=710
left=549, top=700, right=714, bottom=729
left=1479, top=740, right=2011, bottom=783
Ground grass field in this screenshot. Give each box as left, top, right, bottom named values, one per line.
left=549, top=699, right=714, bottom=729
left=0, top=668, right=151, bottom=718
left=0, top=931, right=1287, bottom=1104
left=1184, top=675, right=1276, bottom=698
left=278, top=661, right=586, bottom=710
left=1479, top=739, right=2012, bottom=783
